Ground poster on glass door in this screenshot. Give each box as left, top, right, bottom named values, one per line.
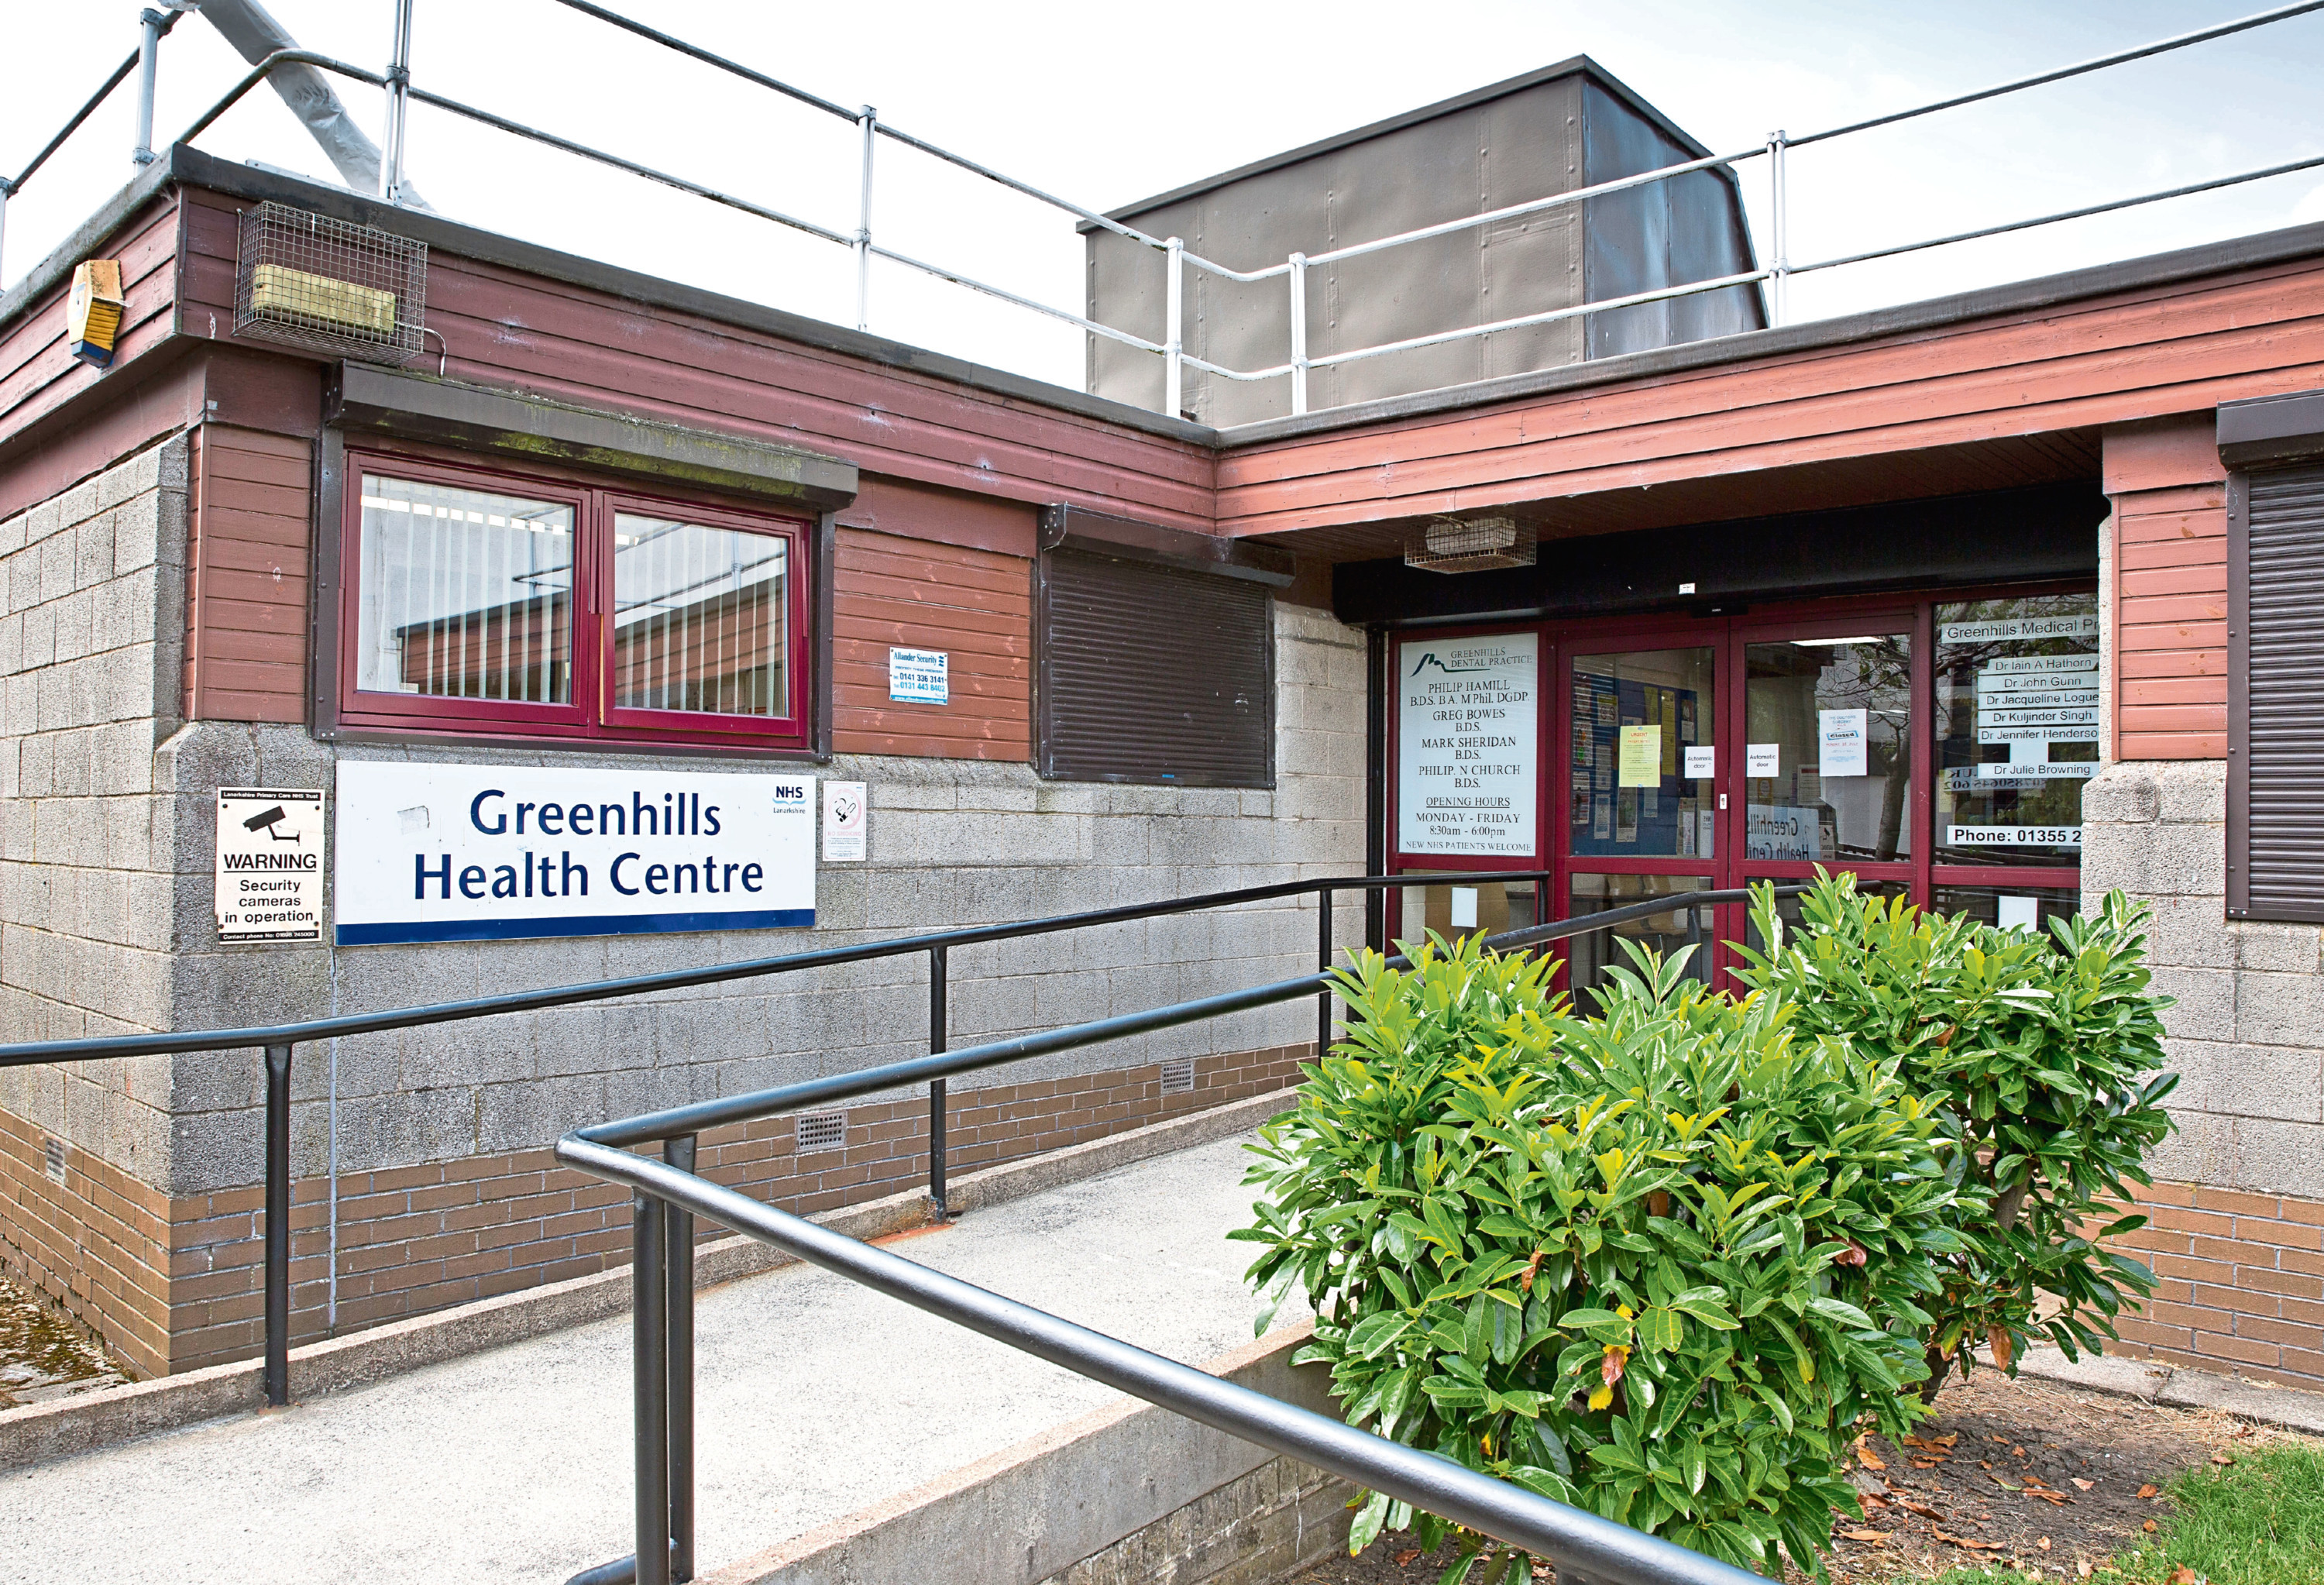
left=1397, top=633, right=1538, bottom=857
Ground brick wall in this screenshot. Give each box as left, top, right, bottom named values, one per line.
left=0, top=1109, right=174, bottom=1379
left=2107, top=1180, right=2324, bottom=1390
left=164, top=1042, right=1308, bottom=1373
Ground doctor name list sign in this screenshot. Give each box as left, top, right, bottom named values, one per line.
left=335, top=762, right=816, bottom=945
left=1397, top=634, right=1538, bottom=857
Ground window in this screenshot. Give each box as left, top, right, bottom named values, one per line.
left=1933, top=593, right=2098, bottom=866
left=1036, top=547, right=1273, bottom=787
left=337, top=454, right=813, bottom=749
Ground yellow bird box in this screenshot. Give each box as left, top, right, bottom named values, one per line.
left=67, top=259, right=128, bottom=369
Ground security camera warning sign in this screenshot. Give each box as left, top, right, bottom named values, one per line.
left=216, top=788, right=325, bottom=943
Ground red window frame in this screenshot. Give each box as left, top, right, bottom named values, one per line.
left=335, top=449, right=814, bottom=751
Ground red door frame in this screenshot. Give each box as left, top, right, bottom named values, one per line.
left=1384, top=583, right=2092, bottom=990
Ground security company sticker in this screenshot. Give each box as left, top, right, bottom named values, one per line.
left=216, top=788, right=326, bottom=943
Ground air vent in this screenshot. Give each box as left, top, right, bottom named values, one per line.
left=234, top=201, right=427, bottom=364
left=1404, top=514, right=1538, bottom=575
left=44, top=1137, right=67, bottom=1185
left=1160, top=1057, right=1197, bottom=1095
left=795, top=1112, right=846, bottom=1152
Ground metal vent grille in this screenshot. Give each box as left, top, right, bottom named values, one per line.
left=44, top=1137, right=66, bottom=1185
left=1159, top=1057, right=1197, bottom=1095
left=795, top=1111, right=847, bottom=1152
left=1404, top=514, right=1538, bottom=575
left=234, top=201, right=427, bottom=363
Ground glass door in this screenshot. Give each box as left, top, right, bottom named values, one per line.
left=1562, top=639, right=1720, bottom=1004
left=1731, top=614, right=1921, bottom=951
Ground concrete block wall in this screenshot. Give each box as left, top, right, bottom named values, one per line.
left=0, top=437, right=191, bottom=1372
left=4, top=543, right=1367, bottom=1370
left=2083, top=758, right=2324, bottom=1388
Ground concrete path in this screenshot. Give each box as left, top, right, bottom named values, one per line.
left=2, top=1133, right=1309, bottom=1585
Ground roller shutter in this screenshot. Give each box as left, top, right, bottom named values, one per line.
left=2234, top=462, right=2324, bottom=921
left=1036, top=548, right=1273, bottom=787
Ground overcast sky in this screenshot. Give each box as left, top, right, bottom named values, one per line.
left=4, top=1, right=2322, bottom=399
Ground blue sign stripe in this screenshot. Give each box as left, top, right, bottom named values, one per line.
left=335, top=908, right=815, bottom=947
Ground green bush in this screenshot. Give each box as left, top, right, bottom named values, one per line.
left=1235, top=931, right=1959, bottom=1580
left=1730, top=875, right=2177, bottom=1392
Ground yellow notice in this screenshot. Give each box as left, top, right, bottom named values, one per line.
left=1618, top=723, right=1662, bottom=788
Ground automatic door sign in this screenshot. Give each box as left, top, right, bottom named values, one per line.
left=216, top=788, right=325, bottom=942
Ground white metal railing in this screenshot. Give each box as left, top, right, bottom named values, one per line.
left=5, top=1, right=2324, bottom=423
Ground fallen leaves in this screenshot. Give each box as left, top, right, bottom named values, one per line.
left=1838, top=1528, right=1889, bottom=1543
left=2209, top=1453, right=2237, bottom=1467
left=1934, top=1532, right=2004, bottom=1551
left=1855, top=1442, right=1886, bottom=1471
left=2071, top=1477, right=2095, bottom=1491
left=1393, top=1549, right=1421, bottom=1567
left=2167, top=1570, right=2202, bottom=1585
left=1895, top=1497, right=1943, bottom=1519
left=2137, top=1484, right=2161, bottom=1499
left=2143, top=1518, right=2159, bottom=1532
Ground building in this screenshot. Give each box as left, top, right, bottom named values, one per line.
left=4, top=51, right=2324, bottom=1394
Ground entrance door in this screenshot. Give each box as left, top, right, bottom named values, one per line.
left=1728, top=610, right=1923, bottom=954
left=1560, top=637, right=1721, bottom=997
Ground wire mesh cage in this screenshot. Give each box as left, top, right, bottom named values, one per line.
left=1404, top=513, right=1538, bottom=574
left=233, top=201, right=427, bottom=363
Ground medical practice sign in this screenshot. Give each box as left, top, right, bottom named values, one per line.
left=333, top=762, right=815, bottom=946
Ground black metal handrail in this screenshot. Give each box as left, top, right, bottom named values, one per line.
left=554, top=891, right=1798, bottom=1585
left=0, top=867, right=1592, bottom=1404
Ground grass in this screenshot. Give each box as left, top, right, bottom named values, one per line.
left=1871, top=1442, right=2324, bottom=1585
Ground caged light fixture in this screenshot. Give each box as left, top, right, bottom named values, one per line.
left=1403, top=513, right=1538, bottom=574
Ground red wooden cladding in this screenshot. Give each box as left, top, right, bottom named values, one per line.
left=2102, top=417, right=2229, bottom=761
left=0, top=194, right=181, bottom=445
left=832, top=528, right=1030, bottom=761
left=172, top=191, right=1217, bottom=532
left=187, top=425, right=313, bottom=724
left=1213, top=256, right=2324, bottom=538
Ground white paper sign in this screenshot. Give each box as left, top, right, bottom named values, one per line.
left=1397, top=634, right=1538, bottom=857
left=216, top=788, right=325, bottom=943
left=1683, top=744, right=1716, bottom=779
left=1818, top=709, right=1869, bottom=778
left=1996, top=895, right=2041, bottom=930
left=823, top=781, right=867, bottom=863
left=1745, top=742, right=1780, bottom=778
left=334, top=762, right=815, bottom=946
left=889, top=648, right=949, bottom=704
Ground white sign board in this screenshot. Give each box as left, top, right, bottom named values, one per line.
left=823, top=781, right=867, bottom=862
left=1397, top=633, right=1538, bottom=857
left=216, top=788, right=325, bottom=943
left=1683, top=744, right=1716, bottom=779
left=1745, top=742, right=1780, bottom=778
left=889, top=648, right=949, bottom=704
left=1948, top=824, right=2082, bottom=848
left=1938, top=614, right=2100, bottom=643
left=334, top=763, right=815, bottom=946
left=1818, top=709, right=1869, bottom=777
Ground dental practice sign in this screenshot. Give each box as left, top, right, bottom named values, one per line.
left=333, top=762, right=816, bottom=946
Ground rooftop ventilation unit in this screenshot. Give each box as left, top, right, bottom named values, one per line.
left=1404, top=514, right=1538, bottom=575
left=234, top=201, right=427, bottom=364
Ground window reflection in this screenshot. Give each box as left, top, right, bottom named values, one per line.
left=1744, top=634, right=1911, bottom=861
left=1566, top=874, right=1714, bottom=1004
left=1935, top=594, right=2098, bottom=865
left=1569, top=648, right=1716, bottom=860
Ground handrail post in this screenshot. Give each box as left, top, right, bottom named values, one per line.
left=1315, top=888, right=1333, bottom=1056
left=382, top=0, right=414, bottom=203
left=1164, top=236, right=1184, bottom=419
left=263, top=1041, right=292, bottom=1407
left=854, top=105, right=876, bottom=332
left=2, top=178, right=13, bottom=305
left=1766, top=129, right=1789, bottom=326
left=1287, top=252, right=1311, bottom=414
left=132, top=9, right=166, bottom=166
left=662, top=1135, right=696, bottom=1583
left=633, top=1188, right=672, bottom=1585
left=927, top=943, right=947, bottom=1218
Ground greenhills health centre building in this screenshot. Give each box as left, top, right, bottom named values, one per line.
left=5, top=59, right=2324, bottom=1398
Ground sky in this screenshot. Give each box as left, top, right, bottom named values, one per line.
left=3, top=0, right=2322, bottom=401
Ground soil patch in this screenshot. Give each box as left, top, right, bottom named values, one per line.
left=1287, top=1366, right=2324, bottom=1583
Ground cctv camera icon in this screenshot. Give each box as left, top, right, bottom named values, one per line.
left=242, top=806, right=301, bottom=842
